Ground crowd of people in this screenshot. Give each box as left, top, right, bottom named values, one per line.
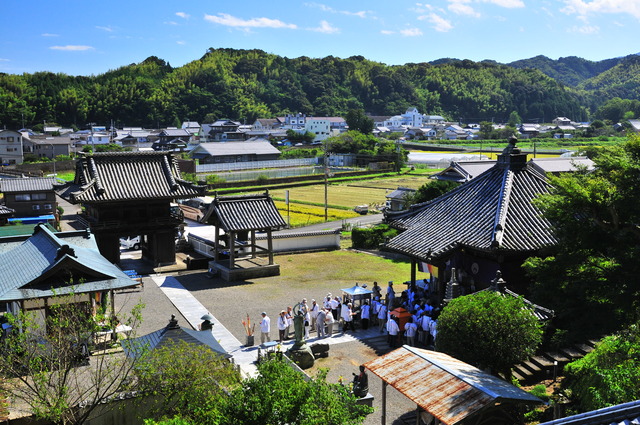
left=256, top=280, right=440, bottom=348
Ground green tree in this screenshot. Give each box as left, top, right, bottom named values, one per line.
left=436, top=291, right=543, bottom=379
left=133, top=340, right=241, bottom=424
left=507, top=111, right=522, bottom=127
left=345, top=109, right=374, bottom=134
left=479, top=121, right=494, bottom=139
left=409, top=180, right=459, bottom=205
left=524, top=135, right=640, bottom=343
left=0, top=295, right=144, bottom=425
left=563, top=322, right=640, bottom=412
left=219, top=357, right=372, bottom=425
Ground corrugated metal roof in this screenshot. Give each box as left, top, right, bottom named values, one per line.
left=0, top=224, right=138, bottom=302
left=190, top=141, right=281, bottom=157
left=57, top=151, right=206, bottom=203
left=0, top=177, right=56, bottom=193
left=203, top=194, right=287, bottom=232
left=364, top=346, right=542, bottom=425
left=384, top=141, right=556, bottom=262
left=539, top=399, right=640, bottom=425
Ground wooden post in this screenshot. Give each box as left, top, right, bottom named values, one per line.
left=267, top=229, right=274, bottom=265
left=214, top=225, right=219, bottom=262
left=381, top=381, right=387, bottom=425
left=251, top=229, right=256, bottom=258
left=411, top=258, right=417, bottom=286
left=229, top=231, right=236, bottom=269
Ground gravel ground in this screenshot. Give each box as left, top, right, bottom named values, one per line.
left=114, top=251, right=421, bottom=425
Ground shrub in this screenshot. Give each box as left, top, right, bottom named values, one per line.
left=352, top=224, right=398, bottom=249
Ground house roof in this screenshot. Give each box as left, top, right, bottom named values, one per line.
left=386, top=187, right=416, bottom=201
left=190, top=141, right=281, bottom=157
left=56, top=151, right=205, bottom=204
left=364, top=346, right=542, bottom=425
left=432, top=161, right=496, bottom=183
left=203, top=193, right=286, bottom=232
left=384, top=139, right=556, bottom=262
left=124, top=315, right=231, bottom=360
left=0, top=177, right=56, bottom=193
left=0, top=224, right=138, bottom=302
left=160, top=129, right=191, bottom=137
left=0, top=204, right=15, bottom=215
left=530, top=157, right=595, bottom=174
left=539, top=400, right=640, bottom=425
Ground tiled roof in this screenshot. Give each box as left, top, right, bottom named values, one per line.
left=539, top=400, right=640, bottom=425
left=0, top=224, right=138, bottom=302
left=0, top=177, right=56, bottom=193
left=386, top=187, right=416, bottom=200
left=190, top=141, right=281, bottom=157
left=433, top=161, right=496, bottom=183
left=57, top=151, right=205, bottom=204
left=124, top=315, right=230, bottom=359
left=384, top=140, right=556, bottom=262
left=203, top=193, right=287, bottom=232
left=0, top=204, right=15, bottom=215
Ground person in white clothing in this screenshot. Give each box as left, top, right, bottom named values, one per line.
left=386, top=316, right=400, bottom=347
left=341, top=302, right=356, bottom=332
left=420, top=313, right=432, bottom=346
left=386, top=281, right=395, bottom=307
left=429, top=319, right=438, bottom=345
left=325, top=309, right=336, bottom=336
left=309, top=299, right=320, bottom=330
left=404, top=317, right=418, bottom=347
left=260, top=312, right=271, bottom=344
left=277, top=310, right=288, bottom=342
left=303, top=308, right=311, bottom=339
left=360, top=300, right=371, bottom=329
left=377, top=303, right=387, bottom=332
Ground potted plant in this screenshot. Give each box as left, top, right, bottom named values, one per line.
left=242, top=313, right=255, bottom=346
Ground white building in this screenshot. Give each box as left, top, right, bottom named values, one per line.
left=0, top=130, right=23, bottom=165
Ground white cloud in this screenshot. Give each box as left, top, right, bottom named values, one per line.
left=176, top=12, right=190, bottom=19
left=380, top=30, right=395, bottom=35
left=95, top=25, right=113, bottom=32
left=400, top=27, right=424, bottom=36
left=0, top=58, right=10, bottom=62
left=419, top=13, right=454, bottom=32
left=304, top=2, right=370, bottom=18
left=41, top=33, right=59, bottom=37
left=448, top=2, right=482, bottom=17
left=164, top=21, right=178, bottom=26
left=481, top=0, right=525, bottom=8
left=204, top=13, right=297, bottom=29
left=561, top=0, right=640, bottom=19
left=176, top=40, right=186, bottom=45
left=309, top=20, right=340, bottom=34
left=568, top=24, right=600, bottom=33
left=49, top=45, right=94, bottom=51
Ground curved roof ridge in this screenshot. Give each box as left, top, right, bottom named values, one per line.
left=491, top=168, right=514, bottom=249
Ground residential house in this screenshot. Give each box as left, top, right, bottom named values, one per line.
left=402, top=107, right=423, bottom=127
left=385, top=187, right=416, bottom=212
left=432, top=160, right=496, bottom=183
left=518, top=123, right=541, bottom=138
left=0, top=129, right=23, bottom=165
left=189, top=141, right=281, bottom=164
left=282, top=113, right=306, bottom=130
left=0, top=177, right=57, bottom=218
left=423, top=115, right=445, bottom=125
left=405, top=126, right=437, bottom=140
left=554, top=124, right=576, bottom=132
left=552, top=117, right=572, bottom=126
left=206, top=120, right=243, bottom=142
left=22, top=135, right=72, bottom=159
left=252, top=119, right=281, bottom=131
left=181, top=121, right=201, bottom=136
left=305, top=118, right=331, bottom=141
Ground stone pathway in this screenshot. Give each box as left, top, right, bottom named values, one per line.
left=151, top=274, right=384, bottom=377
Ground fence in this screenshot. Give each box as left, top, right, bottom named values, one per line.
left=196, top=158, right=318, bottom=174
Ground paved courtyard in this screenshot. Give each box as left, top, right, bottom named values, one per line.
left=114, top=253, right=421, bottom=425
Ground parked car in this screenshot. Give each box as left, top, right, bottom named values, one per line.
left=119, top=236, right=141, bottom=250
left=354, top=205, right=369, bottom=215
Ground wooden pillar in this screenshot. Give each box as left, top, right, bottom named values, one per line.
left=411, top=259, right=417, bottom=285
left=214, top=225, right=219, bottom=262
left=229, top=231, right=236, bottom=269
left=381, top=381, right=387, bottom=425
left=267, top=229, right=274, bottom=265
left=251, top=230, right=257, bottom=258
left=415, top=406, right=421, bottom=425
left=110, top=290, right=116, bottom=341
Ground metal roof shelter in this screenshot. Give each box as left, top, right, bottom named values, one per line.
left=202, top=192, right=287, bottom=281
left=124, top=315, right=230, bottom=360
left=364, top=346, right=543, bottom=425
left=57, top=151, right=206, bottom=265
left=384, top=137, right=557, bottom=295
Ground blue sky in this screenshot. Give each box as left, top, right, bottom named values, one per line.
left=2, top=0, right=640, bottom=76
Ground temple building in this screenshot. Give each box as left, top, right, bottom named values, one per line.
left=57, top=151, right=205, bottom=265
left=384, top=137, right=556, bottom=296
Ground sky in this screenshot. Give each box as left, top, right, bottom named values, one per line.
left=2, top=0, right=640, bottom=76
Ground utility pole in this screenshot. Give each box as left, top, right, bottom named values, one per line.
left=324, top=140, right=329, bottom=222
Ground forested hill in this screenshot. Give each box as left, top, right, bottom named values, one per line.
left=2, top=48, right=638, bottom=129
left=507, top=55, right=624, bottom=87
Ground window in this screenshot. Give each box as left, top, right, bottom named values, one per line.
left=6, top=147, right=16, bottom=152
left=33, top=205, right=41, bottom=211
left=44, top=204, right=52, bottom=210
left=7, top=137, right=14, bottom=142
left=32, top=193, right=47, bottom=200
left=15, top=194, right=31, bottom=201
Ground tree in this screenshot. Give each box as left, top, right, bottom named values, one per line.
left=563, top=322, right=640, bottom=412
left=0, top=295, right=144, bottom=425
left=409, top=180, right=459, bottom=206
left=345, top=109, right=374, bottom=134
left=479, top=121, right=494, bottom=139
left=507, top=111, right=522, bottom=127
left=218, top=357, right=372, bottom=425
left=436, top=291, right=543, bottom=379
left=524, top=135, right=640, bottom=344
left=133, top=340, right=241, bottom=424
